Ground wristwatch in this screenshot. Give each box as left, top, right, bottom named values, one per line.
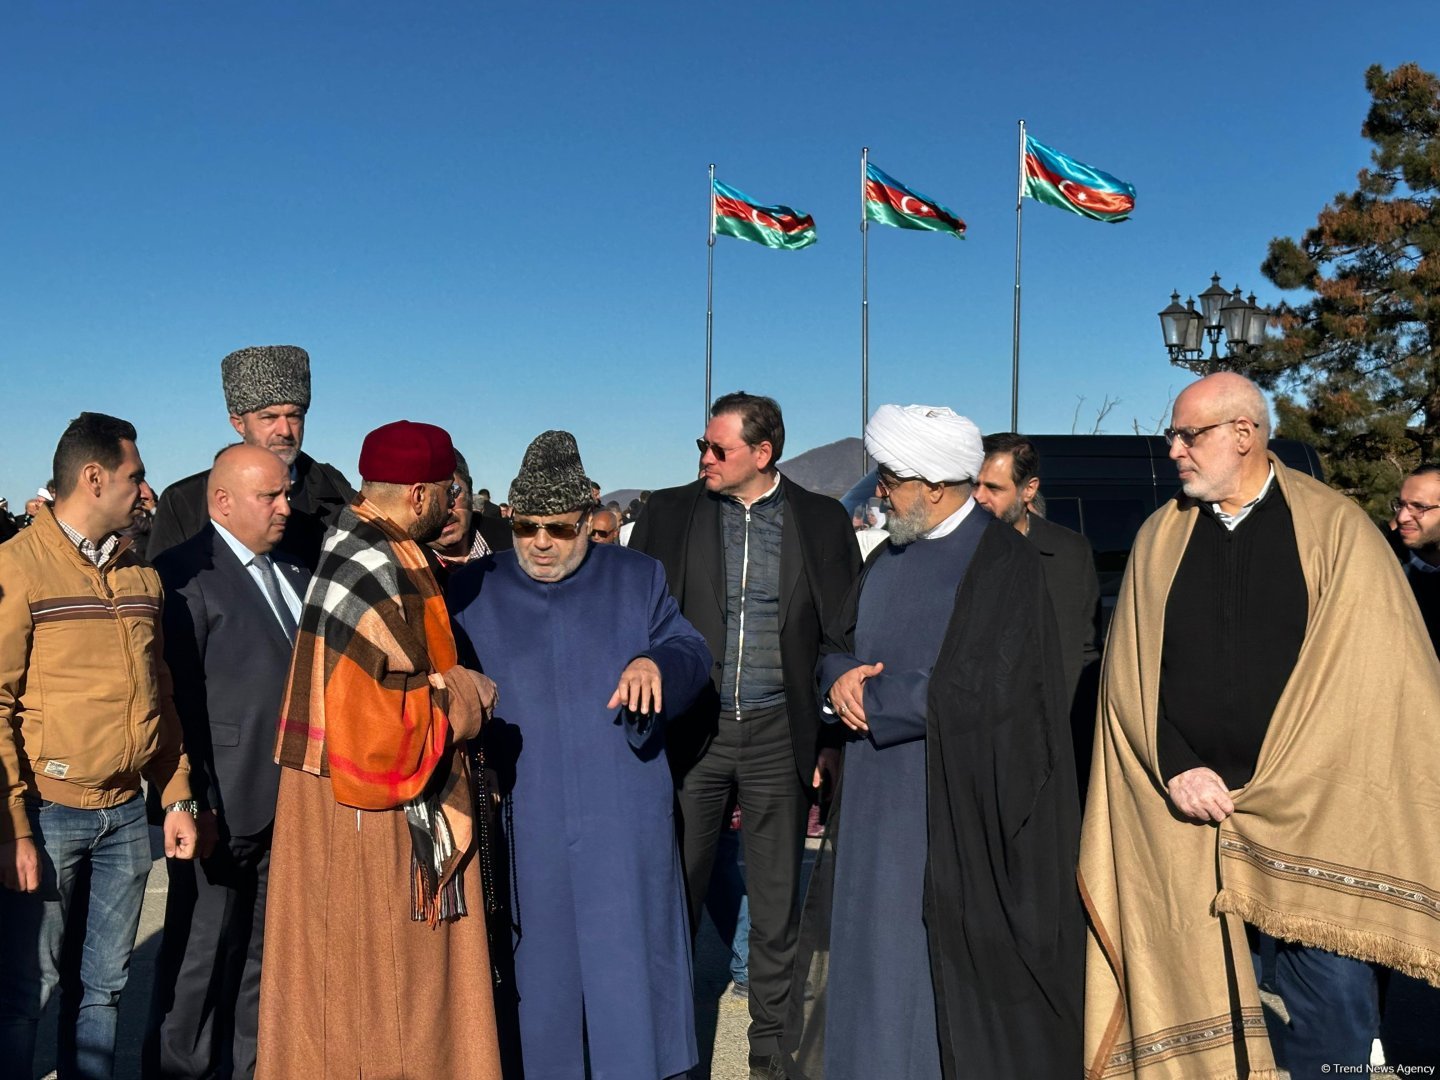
left=164, top=799, right=199, bottom=815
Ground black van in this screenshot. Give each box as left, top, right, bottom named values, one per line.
left=841, top=435, right=1325, bottom=615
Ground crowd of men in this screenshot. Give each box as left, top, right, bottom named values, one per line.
left=1, top=346, right=1438, bottom=1080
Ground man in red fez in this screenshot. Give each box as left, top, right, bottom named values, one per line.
left=256, top=420, right=502, bottom=1080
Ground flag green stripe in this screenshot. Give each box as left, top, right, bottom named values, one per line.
left=715, top=214, right=817, bottom=250
left=864, top=200, right=964, bottom=237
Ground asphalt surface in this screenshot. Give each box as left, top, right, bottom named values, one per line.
left=32, top=833, right=1438, bottom=1080
left=32, top=830, right=758, bottom=1080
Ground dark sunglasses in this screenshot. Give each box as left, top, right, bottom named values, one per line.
left=696, top=437, right=750, bottom=462
left=591, top=527, right=616, bottom=539
left=511, top=519, right=586, bottom=540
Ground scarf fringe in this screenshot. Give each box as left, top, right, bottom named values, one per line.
left=1215, top=889, right=1440, bottom=987
left=406, top=792, right=468, bottom=926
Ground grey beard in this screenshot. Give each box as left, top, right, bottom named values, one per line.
left=885, top=499, right=932, bottom=546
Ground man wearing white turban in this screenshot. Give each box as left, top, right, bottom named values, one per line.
left=785, top=404, right=1084, bottom=1079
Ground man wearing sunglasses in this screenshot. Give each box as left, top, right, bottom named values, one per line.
left=629, top=392, right=860, bottom=1080
left=1080, top=373, right=1440, bottom=1079
left=448, top=430, right=711, bottom=1080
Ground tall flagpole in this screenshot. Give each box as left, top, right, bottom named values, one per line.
left=861, top=147, right=870, bottom=473
left=1011, top=121, right=1026, bottom=431
left=706, top=163, right=716, bottom=427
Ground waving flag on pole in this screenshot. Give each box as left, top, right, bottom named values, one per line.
left=864, top=162, right=966, bottom=238
left=1022, top=136, right=1135, bottom=222
left=712, top=179, right=816, bottom=250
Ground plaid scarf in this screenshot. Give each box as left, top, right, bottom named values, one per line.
left=276, top=497, right=472, bottom=923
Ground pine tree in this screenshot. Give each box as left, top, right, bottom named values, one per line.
left=1243, top=62, right=1440, bottom=518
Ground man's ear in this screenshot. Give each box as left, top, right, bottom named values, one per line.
left=81, top=462, right=104, bottom=496
left=753, top=440, right=774, bottom=471
left=1022, top=476, right=1041, bottom=505
left=228, top=414, right=245, bottom=437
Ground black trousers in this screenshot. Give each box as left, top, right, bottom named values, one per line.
left=142, top=827, right=271, bottom=1080
left=677, top=705, right=809, bottom=1058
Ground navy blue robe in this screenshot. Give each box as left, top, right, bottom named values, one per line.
left=817, top=508, right=987, bottom=1080
left=448, top=543, right=711, bottom=1080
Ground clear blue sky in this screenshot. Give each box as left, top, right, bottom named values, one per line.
left=4, top=2, right=1436, bottom=503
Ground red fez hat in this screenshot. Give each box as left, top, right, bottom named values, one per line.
left=358, top=420, right=457, bottom=484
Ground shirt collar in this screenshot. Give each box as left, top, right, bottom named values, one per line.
left=54, top=515, right=121, bottom=568
left=729, top=473, right=783, bottom=509
left=921, top=496, right=976, bottom=540
left=212, top=519, right=266, bottom=565
left=1408, top=551, right=1440, bottom=575
left=1210, top=465, right=1276, bottom=531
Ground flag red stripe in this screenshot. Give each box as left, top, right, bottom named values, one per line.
left=714, top=194, right=814, bottom=234
left=865, top=178, right=943, bottom=220
left=1025, top=155, right=1135, bottom=215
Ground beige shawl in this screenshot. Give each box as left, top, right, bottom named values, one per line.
left=1079, top=458, right=1440, bottom=1080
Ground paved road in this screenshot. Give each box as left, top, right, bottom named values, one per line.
left=33, top=831, right=757, bottom=1080
left=34, top=835, right=1436, bottom=1080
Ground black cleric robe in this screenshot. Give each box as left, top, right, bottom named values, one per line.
left=784, top=512, right=1084, bottom=1079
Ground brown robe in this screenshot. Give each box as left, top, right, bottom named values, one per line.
left=255, top=760, right=500, bottom=1080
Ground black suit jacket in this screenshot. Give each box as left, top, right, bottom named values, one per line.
left=149, top=451, right=354, bottom=567
left=154, top=524, right=310, bottom=838
left=1025, top=513, right=1100, bottom=703
left=629, top=475, right=860, bottom=782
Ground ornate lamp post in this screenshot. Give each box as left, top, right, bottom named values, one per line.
left=1159, top=273, right=1269, bottom=375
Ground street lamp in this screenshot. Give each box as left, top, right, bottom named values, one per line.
left=1159, top=273, right=1269, bottom=375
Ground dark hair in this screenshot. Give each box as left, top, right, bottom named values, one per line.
left=711, top=391, right=785, bottom=463
left=452, top=449, right=474, bottom=497
left=982, top=432, right=1040, bottom=488
left=1409, top=464, right=1440, bottom=481
left=52, top=412, right=138, bottom=498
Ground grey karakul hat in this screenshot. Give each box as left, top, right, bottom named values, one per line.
left=509, top=430, right=591, bottom=515
left=221, top=345, right=312, bottom=416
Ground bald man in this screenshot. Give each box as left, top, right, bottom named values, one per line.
left=144, top=444, right=310, bottom=1080
left=1080, top=373, right=1440, bottom=1078
left=590, top=506, right=621, bottom=545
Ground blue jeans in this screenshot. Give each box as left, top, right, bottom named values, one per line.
left=1249, top=930, right=1380, bottom=1078
left=0, top=794, right=151, bottom=1079
left=704, top=827, right=751, bottom=985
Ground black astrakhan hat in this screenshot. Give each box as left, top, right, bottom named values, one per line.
left=221, top=345, right=312, bottom=416
left=509, top=430, right=591, bottom=515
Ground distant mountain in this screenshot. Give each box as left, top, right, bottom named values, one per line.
left=779, top=437, right=866, bottom=498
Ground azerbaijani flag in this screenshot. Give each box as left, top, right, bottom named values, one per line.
left=864, top=163, right=966, bottom=238
left=1023, top=136, right=1135, bottom=222
left=712, top=179, right=817, bottom=250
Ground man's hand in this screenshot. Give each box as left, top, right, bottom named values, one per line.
left=812, top=747, right=840, bottom=798
left=1166, top=767, right=1236, bottom=823
left=165, top=810, right=199, bottom=860
left=1, top=837, right=40, bottom=892
left=829, top=662, right=884, bottom=732
left=196, top=809, right=220, bottom=860
left=474, top=673, right=499, bottom=720
left=608, top=658, right=662, bottom=715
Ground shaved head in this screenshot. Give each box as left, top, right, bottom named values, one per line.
left=1174, top=372, right=1271, bottom=443
left=209, top=444, right=292, bottom=554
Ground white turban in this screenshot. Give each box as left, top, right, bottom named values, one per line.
left=864, top=404, right=983, bottom=483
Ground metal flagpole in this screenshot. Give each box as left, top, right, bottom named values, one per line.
left=1011, top=121, right=1026, bottom=431
left=706, top=163, right=716, bottom=428
left=861, top=147, right=870, bottom=473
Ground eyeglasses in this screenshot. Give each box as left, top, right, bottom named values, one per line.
left=511, top=518, right=586, bottom=539
left=591, top=527, right=615, bottom=539
left=875, top=472, right=923, bottom=498
left=696, top=437, right=750, bottom=462
left=1163, top=419, right=1241, bottom=448
left=1392, top=498, right=1440, bottom=518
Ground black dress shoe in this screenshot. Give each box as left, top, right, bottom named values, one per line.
left=748, top=1052, right=786, bottom=1079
